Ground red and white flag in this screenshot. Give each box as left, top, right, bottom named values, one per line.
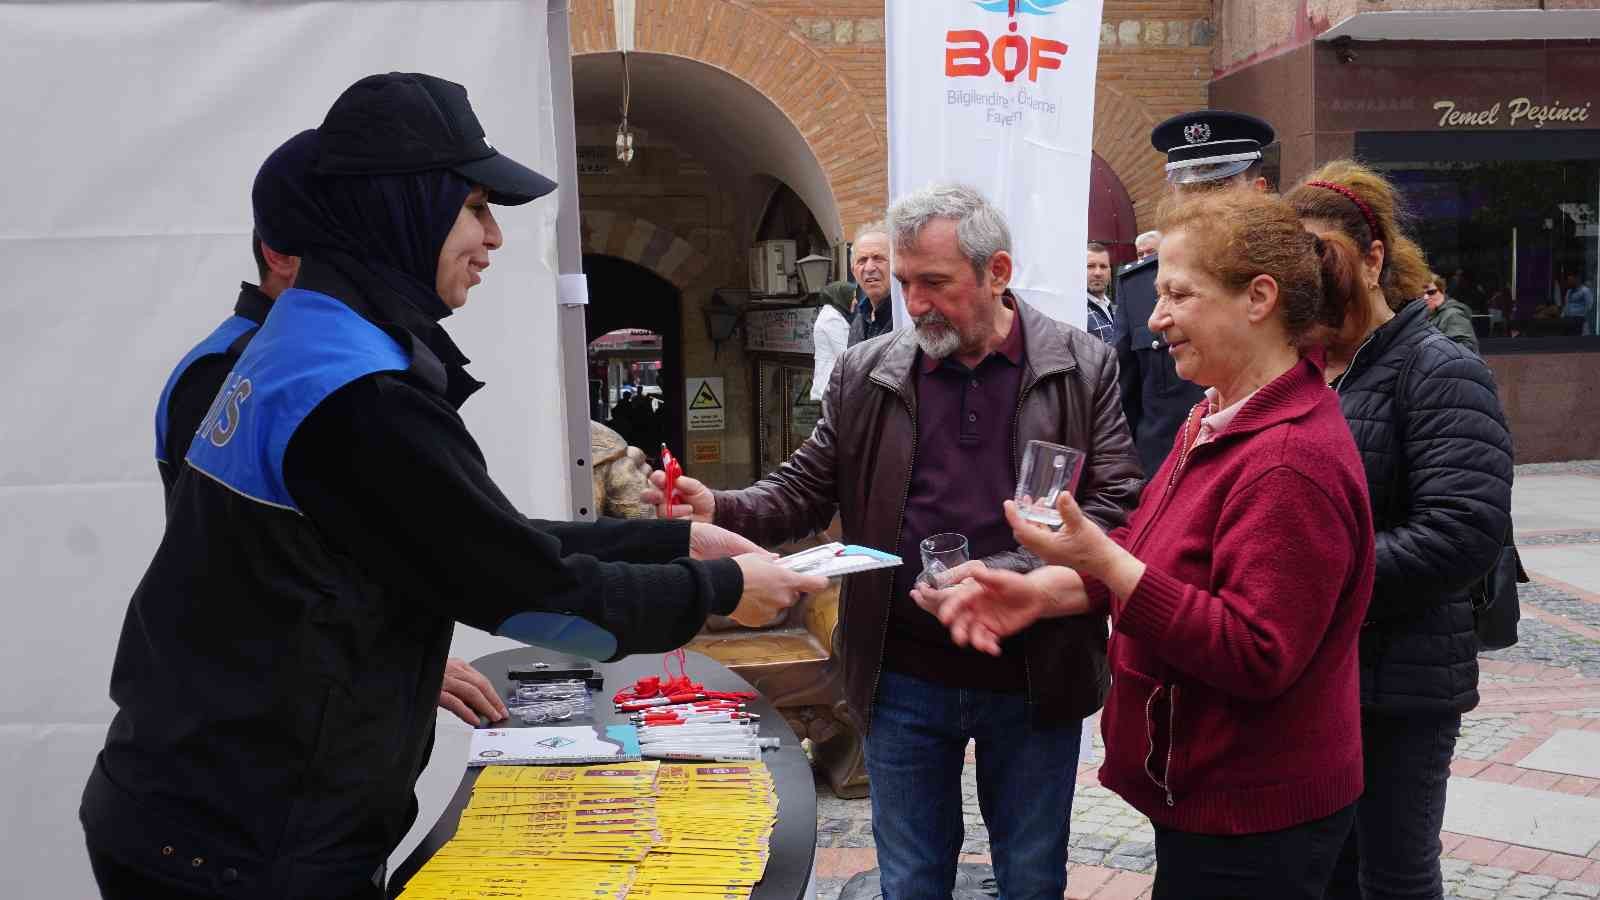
left=887, top=0, right=1106, bottom=328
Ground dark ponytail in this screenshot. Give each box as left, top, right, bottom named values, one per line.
left=1315, top=230, right=1366, bottom=332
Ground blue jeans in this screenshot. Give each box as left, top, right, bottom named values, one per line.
left=865, top=671, right=1082, bottom=900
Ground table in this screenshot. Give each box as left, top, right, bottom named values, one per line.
left=388, top=648, right=818, bottom=900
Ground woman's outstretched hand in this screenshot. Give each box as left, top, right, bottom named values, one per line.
left=1006, top=491, right=1148, bottom=600
left=1005, top=490, right=1108, bottom=574
left=911, top=562, right=1091, bottom=656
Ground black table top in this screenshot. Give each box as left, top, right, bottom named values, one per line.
left=388, top=648, right=817, bottom=900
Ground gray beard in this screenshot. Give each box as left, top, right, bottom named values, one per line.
left=913, top=312, right=965, bottom=359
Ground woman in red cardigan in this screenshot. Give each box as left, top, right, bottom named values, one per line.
left=915, top=190, right=1376, bottom=899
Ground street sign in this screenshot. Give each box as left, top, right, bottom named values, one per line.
left=686, top=376, right=725, bottom=431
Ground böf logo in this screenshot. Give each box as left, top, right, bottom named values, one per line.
left=947, top=0, right=1069, bottom=84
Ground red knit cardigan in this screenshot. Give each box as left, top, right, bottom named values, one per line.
left=1089, top=355, right=1374, bottom=835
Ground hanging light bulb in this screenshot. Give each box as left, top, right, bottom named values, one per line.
left=615, top=51, right=635, bottom=166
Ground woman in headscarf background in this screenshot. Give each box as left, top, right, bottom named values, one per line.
left=1288, top=161, right=1513, bottom=900
left=81, top=73, right=823, bottom=900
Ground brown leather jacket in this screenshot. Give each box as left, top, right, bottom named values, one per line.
left=712, top=297, right=1144, bottom=732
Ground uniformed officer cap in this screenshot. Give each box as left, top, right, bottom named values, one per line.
left=1150, top=110, right=1275, bottom=185
left=315, top=72, right=556, bottom=206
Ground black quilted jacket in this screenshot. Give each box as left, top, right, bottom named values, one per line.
left=1332, top=300, right=1513, bottom=714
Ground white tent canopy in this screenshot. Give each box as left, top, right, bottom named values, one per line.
left=0, top=2, right=580, bottom=894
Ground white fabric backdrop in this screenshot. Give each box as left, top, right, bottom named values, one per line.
left=886, top=0, right=1105, bottom=329
left=0, top=3, right=566, bottom=895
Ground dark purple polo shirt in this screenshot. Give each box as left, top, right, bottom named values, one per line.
left=884, top=301, right=1028, bottom=692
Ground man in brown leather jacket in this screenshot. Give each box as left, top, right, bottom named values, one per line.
left=650, top=183, right=1141, bottom=900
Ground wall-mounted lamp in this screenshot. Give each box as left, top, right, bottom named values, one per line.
left=704, top=294, right=742, bottom=359
left=795, top=253, right=833, bottom=295
left=1331, top=35, right=1356, bottom=65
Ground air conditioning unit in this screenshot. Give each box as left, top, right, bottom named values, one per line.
left=749, top=240, right=797, bottom=296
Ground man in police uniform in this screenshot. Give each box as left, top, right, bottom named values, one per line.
left=1114, top=110, right=1275, bottom=478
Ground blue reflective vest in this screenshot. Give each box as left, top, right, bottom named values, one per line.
left=85, top=287, right=441, bottom=898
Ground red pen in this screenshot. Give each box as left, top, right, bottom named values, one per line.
left=660, top=444, right=682, bottom=518
left=616, top=692, right=706, bottom=711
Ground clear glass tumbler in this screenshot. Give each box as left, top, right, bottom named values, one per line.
left=1014, top=440, right=1086, bottom=528
left=918, top=532, right=970, bottom=588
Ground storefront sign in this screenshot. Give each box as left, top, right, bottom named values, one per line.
left=744, top=307, right=819, bottom=354
left=688, top=438, right=722, bottom=465
left=1309, top=42, right=1600, bottom=134
left=685, top=377, right=725, bottom=432
left=1433, top=97, right=1592, bottom=130
left=888, top=0, right=1105, bottom=329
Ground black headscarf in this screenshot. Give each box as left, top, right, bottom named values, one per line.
left=252, top=129, right=481, bottom=404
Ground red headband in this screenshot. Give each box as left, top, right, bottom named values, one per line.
left=1306, top=180, right=1381, bottom=242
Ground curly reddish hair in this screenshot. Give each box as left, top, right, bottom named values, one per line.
left=1158, top=190, right=1364, bottom=347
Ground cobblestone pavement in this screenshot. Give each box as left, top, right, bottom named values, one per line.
left=813, top=463, right=1600, bottom=899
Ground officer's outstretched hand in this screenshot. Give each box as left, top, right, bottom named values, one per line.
left=729, top=553, right=829, bottom=628
left=643, top=470, right=714, bottom=522
left=439, top=657, right=509, bottom=726
left=689, top=522, right=771, bottom=561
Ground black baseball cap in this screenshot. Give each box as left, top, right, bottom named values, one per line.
left=1151, top=109, right=1275, bottom=185
left=315, top=72, right=556, bottom=206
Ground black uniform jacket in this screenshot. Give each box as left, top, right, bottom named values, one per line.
left=83, top=260, right=741, bottom=898
left=1113, top=256, right=1205, bottom=478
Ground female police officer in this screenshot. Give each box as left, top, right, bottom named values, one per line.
left=80, top=73, right=824, bottom=900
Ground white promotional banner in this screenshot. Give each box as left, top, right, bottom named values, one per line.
left=0, top=3, right=563, bottom=895
left=887, top=0, right=1105, bottom=328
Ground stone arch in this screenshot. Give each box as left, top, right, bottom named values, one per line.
left=1092, top=82, right=1167, bottom=228
left=580, top=210, right=711, bottom=293
left=571, top=0, right=884, bottom=239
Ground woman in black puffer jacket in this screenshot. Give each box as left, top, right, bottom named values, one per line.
left=1289, top=162, right=1513, bottom=900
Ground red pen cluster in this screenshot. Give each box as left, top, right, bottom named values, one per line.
left=611, top=649, right=757, bottom=710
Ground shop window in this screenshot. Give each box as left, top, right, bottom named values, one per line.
left=753, top=358, right=819, bottom=480
left=1361, top=131, right=1600, bottom=350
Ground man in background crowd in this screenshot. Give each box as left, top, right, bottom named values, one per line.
left=1564, top=271, right=1594, bottom=336
left=813, top=221, right=893, bottom=399
left=1134, top=230, right=1161, bottom=262
left=1085, top=242, right=1116, bottom=344
left=848, top=222, right=894, bottom=347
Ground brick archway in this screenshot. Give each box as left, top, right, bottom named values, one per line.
left=580, top=210, right=710, bottom=292
left=1093, top=82, right=1166, bottom=228
left=571, top=0, right=885, bottom=238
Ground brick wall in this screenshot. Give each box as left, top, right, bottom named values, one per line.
left=573, top=0, right=1213, bottom=241
left=566, top=1, right=1217, bottom=487
left=1093, top=0, right=1214, bottom=224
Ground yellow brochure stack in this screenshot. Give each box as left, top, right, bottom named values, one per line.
left=395, top=761, right=778, bottom=900
left=397, top=762, right=661, bottom=899
left=629, top=763, right=779, bottom=900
